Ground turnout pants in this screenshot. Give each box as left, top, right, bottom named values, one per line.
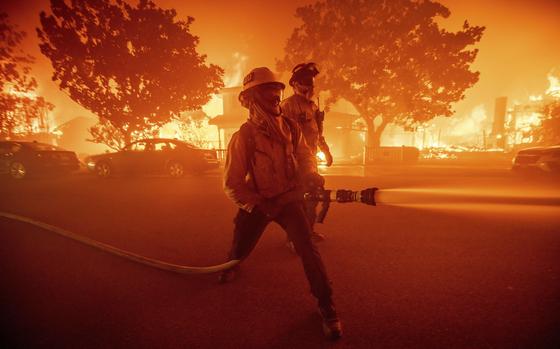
left=228, top=201, right=333, bottom=306
left=304, top=199, right=319, bottom=231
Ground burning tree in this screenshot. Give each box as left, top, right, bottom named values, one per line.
left=177, top=110, right=215, bottom=148
left=38, top=0, right=224, bottom=150
left=1, top=92, right=55, bottom=138
left=0, top=12, right=54, bottom=139
left=278, top=0, right=484, bottom=148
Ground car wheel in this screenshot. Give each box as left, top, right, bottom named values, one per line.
left=167, top=161, right=185, bottom=178
left=95, top=161, right=112, bottom=178
left=9, top=161, right=27, bottom=179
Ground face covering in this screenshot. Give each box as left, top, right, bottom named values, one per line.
left=253, top=87, right=282, bottom=116
left=295, top=83, right=314, bottom=99
left=249, top=98, right=288, bottom=146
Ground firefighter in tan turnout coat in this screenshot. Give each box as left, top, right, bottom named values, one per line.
left=220, top=67, right=342, bottom=340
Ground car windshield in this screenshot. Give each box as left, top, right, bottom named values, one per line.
left=25, top=142, right=63, bottom=151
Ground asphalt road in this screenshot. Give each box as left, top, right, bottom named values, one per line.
left=1, top=165, right=559, bottom=348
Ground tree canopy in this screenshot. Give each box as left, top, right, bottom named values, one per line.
left=0, top=13, right=35, bottom=93
left=37, top=0, right=224, bottom=149
left=278, top=0, right=485, bottom=147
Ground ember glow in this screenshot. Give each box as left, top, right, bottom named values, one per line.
left=159, top=116, right=220, bottom=149
left=7, top=88, right=37, bottom=100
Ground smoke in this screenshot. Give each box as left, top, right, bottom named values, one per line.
left=449, top=104, right=489, bottom=137
left=223, top=52, right=248, bottom=88
left=202, top=52, right=249, bottom=118
left=202, top=95, right=223, bottom=118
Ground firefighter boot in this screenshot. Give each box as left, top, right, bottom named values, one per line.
left=318, top=303, right=342, bottom=340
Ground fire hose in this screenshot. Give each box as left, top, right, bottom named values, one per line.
left=0, top=211, right=240, bottom=274
left=0, top=187, right=378, bottom=275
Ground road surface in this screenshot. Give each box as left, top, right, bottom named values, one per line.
left=1, top=164, right=559, bottom=348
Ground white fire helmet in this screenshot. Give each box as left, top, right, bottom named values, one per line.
left=239, top=67, right=285, bottom=98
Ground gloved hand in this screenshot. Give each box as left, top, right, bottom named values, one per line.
left=302, top=172, right=325, bottom=191
left=324, top=150, right=333, bottom=167
left=254, top=199, right=279, bottom=219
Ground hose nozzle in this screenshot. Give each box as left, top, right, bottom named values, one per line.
left=335, top=187, right=378, bottom=205
left=304, top=187, right=378, bottom=206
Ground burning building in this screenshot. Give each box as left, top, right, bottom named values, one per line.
left=209, top=88, right=367, bottom=163
left=501, top=72, right=560, bottom=149
left=506, top=98, right=546, bottom=147
left=0, top=89, right=59, bottom=145
left=208, top=86, right=245, bottom=151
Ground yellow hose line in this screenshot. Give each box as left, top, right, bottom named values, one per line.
left=0, top=212, right=239, bottom=274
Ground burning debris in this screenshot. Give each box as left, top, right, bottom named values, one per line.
left=158, top=110, right=220, bottom=149
left=421, top=145, right=505, bottom=160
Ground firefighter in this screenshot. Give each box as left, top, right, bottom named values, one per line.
left=220, top=67, right=342, bottom=340
left=281, top=62, right=333, bottom=244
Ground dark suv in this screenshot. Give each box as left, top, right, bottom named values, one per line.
left=0, top=141, right=80, bottom=179
left=512, top=145, right=560, bottom=174
left=85, top=138, right=219, bottom=178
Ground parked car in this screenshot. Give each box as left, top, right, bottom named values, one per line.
left=85, top=138, right=219, bottom=178
left=512, top=145, right=560, bottom=174
left=0, top=141, right=80, bottom=179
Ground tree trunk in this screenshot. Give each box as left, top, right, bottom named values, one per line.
left=364, top=116, right=388, bottom=149
left=123, top=130, right=131, bottom=147
left=364, top=117, right=378, bottom=148
left=364, top=116, right=390, bottom=164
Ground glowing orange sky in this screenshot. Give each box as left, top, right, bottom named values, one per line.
left=1, top=0, right=559, bottom=125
